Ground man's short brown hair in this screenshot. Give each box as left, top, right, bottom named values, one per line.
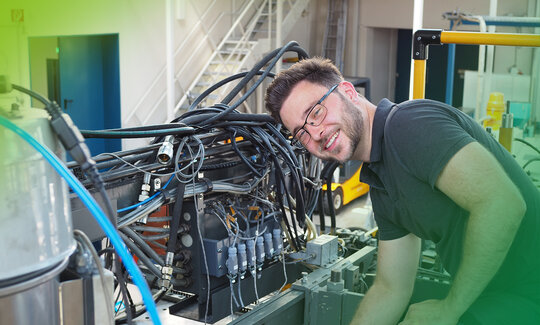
left=265, top=57, right=343, bottom=123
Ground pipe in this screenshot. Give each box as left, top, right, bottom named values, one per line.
left=166, top=0, right=175, bottom=122
left=413, top=59, right=426, bottom=99
left=276, top=0, right=283, bottom=73
left=408, top=0, right=424, bottom=99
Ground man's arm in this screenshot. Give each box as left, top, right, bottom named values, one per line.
left=352, top=233, right=421, bottom=324
left=401, top=142, right=526, bottom=324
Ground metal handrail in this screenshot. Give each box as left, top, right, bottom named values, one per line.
left=174, top=0, right=269, bottom=114
left=126, top=0, right=220, bottom=125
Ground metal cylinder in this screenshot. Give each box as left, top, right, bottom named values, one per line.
left=499, top=113, right=514, bottom=152
left=0, top=108, right=74, bottom=281
left=0, top=108, right=75, bottom=325
left=0, top=258, right=67, bottom=325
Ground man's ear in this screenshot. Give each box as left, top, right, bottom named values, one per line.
left=339, top=81, right=359, bottom=102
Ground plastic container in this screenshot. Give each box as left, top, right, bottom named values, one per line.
left=0, top=108, right=75, bottom=282
left=483, top=92, right=505, bottom=131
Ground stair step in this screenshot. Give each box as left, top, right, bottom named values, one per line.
left=189, top=92, right=219, bottom=100
left=210, top=59, right=243, bottom=65
left=203, top=71, right=233, bottom=76
left=224, top=40, right=257, bottom=46
left=219, top=49, right=250, bottom=55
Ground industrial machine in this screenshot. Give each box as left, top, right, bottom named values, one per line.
left=0, top=43, right=381, bottom=324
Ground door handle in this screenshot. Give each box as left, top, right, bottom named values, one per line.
left=64, top=99, right=74, bottom=110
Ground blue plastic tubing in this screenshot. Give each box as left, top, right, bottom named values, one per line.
left=0, top=116, right=162, bottom=325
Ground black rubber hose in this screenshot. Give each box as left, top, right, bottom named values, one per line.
left=515, top=138, right=540, bottom=155
left=188, top=70, right=276, bottom=111
left=321, top=161, right=340, bottom=234
left=120, top=227, right=165, bottom=266
left=229, top=130, right=264, bottom=178
left=118, top=232, right=162, bottom=277
left=202, top=42, right=307, bottom=125
left=167, top=182, right=186, bottom=256
left=222, top=42, right=307, bottom=107
left=317, top=190, right=326, bottom=233
left=80, top=127, right=195, bottom=138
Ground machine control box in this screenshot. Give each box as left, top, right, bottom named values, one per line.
left=306, top=234, right=338, bottom=266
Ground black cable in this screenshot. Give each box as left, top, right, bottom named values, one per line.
left=118, top=232, right=162, bottom=278
left=167, top=182, right=186, bottom=256
left=114, top=260, right=133, bottom=324
left=202, top=42, right=308, bottom=125
left=80, top=127, right=195, bottom=139
left=321, top=161, right=340, bottom=234
left=115, top=289, right=167, bottom=325
left=523, top=157, right=540, bottom=170
left=188, top=70, right=276, bottom=111
left=222, top=42, right=308, bottom=108
left=317, top=190, right=326, bottom=233
left=120, top=227, right=165, bottom=266
left=514, top=138, right=540, bottom=155
left=200, top=160, right=240, bottom=171
left=106, top=123, right=188, bottom=132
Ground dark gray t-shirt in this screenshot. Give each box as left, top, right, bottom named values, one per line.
left=360, top=99, right=540, bottom=287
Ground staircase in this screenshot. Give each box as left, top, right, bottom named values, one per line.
left=175, top=0, right=310, bottom=114
left=125, top=0, right=310, bottom=130
left=321, top=0, right=347, bottom=72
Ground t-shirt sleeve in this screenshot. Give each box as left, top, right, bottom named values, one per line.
left=385, top=102, right=476, bottom=188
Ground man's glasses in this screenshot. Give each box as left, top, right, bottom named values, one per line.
left=291, top=84, right=338, bottom=147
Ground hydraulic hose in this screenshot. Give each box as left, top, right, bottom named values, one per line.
left=0, top=116, right=162, bottom=325
left=80, top=127, right=195, bottom=139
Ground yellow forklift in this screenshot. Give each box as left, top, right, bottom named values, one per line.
left=322, top=160, right=369, bottom=213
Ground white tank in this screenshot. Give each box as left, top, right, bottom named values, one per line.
left=0, top=108, right=75, bottom=282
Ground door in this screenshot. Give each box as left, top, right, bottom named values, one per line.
left=58, top=35, right=121, bottom=157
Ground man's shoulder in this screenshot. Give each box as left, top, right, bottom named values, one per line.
left=385, top=99, right=464, bottom=131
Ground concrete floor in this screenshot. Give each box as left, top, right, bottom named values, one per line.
left=314, top=194, right=375, bottom=232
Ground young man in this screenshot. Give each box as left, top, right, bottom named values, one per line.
left=265, top=57, right=540, bottom=324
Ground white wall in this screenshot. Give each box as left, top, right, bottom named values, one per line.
left=0, top=0, right=249, bottom=148
left=1, top=0, right=537, bottom=132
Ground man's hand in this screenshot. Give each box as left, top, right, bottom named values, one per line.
left=399, top=299, right=460, bottom=325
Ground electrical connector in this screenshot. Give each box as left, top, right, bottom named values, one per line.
left=157, top=135, right=175, bottom=165
left=246, top=239, right=256, bottom=271
left=237, top=243, right=247, bottom=279
left=272, top=228, right=282, bottom=257
left=139, top=173, right=152, bottom=202
left=263, top=232, right=274, bottom=259
left=226, top=246, right=238, bottom=282
left=255, top=236, right=265, bottom=270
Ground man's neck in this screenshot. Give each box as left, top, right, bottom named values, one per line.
left=353, top=101, right=376, bottom=162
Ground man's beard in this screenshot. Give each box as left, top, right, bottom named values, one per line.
left=330, top=96, right=363, bottom=163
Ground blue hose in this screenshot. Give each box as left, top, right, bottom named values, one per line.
left=117, top=175, right=174, bottom=213
left=0, top=116, right=162, bottom=325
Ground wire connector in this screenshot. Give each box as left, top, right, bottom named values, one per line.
left=47, top=102, right=96, bottom=172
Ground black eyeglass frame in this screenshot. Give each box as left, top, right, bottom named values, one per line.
left=291, top=84, right=339, bottom=146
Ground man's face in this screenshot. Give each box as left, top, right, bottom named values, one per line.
left=280, top=80, right=363, bottom=163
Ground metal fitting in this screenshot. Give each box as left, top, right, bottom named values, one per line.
left=157, top=135, right=174, bottom=165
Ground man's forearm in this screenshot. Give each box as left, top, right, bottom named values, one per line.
left=352, top=282, right=410, bottom=325
left=443, top=207, right=524, bottom=317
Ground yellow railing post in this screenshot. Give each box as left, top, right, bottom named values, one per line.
left=413, top=60, right=426, bottom=99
